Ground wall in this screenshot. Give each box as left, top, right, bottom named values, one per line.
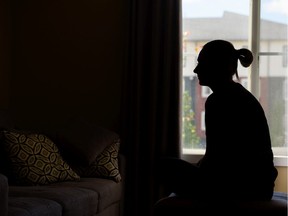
left=275, top=166, right=287, bottom=193
left=1, top=0, right=287, bottom=194
left=2, top=0, right=128, bottom=133
left=0, top=0, right=11, bottom=110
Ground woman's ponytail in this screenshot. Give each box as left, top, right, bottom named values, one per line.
left=237, top=48, right=253, bottom=68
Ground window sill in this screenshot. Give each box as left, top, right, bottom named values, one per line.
left=274, top=156, right=288, bottom=167
left=181, top=149, right=288, bottom=167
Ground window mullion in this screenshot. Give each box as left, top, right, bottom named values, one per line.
left=248, top=0, right=261, bottom=99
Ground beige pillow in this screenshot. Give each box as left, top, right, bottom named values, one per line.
left=2, top=130, right=80, bottom=185
left=72, top=139, right=121, bottom=183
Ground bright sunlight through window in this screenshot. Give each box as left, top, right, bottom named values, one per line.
left=181, top=0, right=288, bottom=166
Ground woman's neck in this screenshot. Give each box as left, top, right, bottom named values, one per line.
left=208, top=80, right=236, bottom=93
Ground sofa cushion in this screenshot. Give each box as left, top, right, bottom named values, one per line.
left=72, top=139, right=122, bottom=182
left=0, top=174, right=8, bottom=216
left=1, top=130, right=80, bottom=186
left=49, top=177, right=122, bottom=213
left=154, top=192, right=288, bottom=216
left=8, top=197, right=62, bottom=216
left=9, top=185, right=99, bottom=216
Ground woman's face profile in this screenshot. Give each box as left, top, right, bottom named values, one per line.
left=193, top=47, right=217, bottom=87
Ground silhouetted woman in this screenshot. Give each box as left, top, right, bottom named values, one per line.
left=160, top=40, right=278, bottom=201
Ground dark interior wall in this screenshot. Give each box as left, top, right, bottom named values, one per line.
left=0, top=0, right=11, bottom=110
left=1, top=0, right=128, bottom=133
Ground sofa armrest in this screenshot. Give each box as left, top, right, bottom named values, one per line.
left=0, top=173, right=8, bottom=216
left=118, top=154, right=125, bottom=181
left=118, top=154, right=125, bottom=216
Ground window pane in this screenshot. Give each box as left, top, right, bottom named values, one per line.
left=260, top=1, right=288, bottom=157
left=181, top=0, right=249, bottom=152
left=182, top=0, right=288, bottom=159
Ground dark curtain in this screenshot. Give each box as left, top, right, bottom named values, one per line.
left=120, top=0, right=181, bottom=216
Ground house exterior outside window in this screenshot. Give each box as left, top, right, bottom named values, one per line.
left=181, top=3, right=288, bottom=166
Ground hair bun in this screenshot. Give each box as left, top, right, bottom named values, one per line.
left=237, top=48, right=253, bottom=67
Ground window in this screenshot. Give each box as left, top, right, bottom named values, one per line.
left=201, top=86, right=212, bottom=98
left=283, top=45, right=288, bottom=67
left=241, top=78, right=248, bottom=89
left=181, top=0, right=288, bottom=166
left=200, top=111, right=205, bottom=131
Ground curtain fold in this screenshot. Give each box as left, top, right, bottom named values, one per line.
left=120, top=0, right=181, bottom=215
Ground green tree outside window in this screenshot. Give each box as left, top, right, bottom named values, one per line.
left=182, top=91, right=200, bottom=148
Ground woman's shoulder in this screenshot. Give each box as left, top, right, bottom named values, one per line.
left=234, top=83, right=261, bottom=104
left=206, top=82, right=263, bottom=111
left=233, top=83, right=266, bottom=115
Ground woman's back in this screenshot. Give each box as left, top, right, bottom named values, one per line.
left=200, top=82, right=277, bottom=200
left=159, top=40, right=278, bottom=202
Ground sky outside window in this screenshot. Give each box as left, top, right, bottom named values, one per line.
left=181, top=0, right=288, bottom=160
left=182, top=0, right=288, bottom=24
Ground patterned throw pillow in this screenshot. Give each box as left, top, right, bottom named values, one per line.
left=1, top=130, right=80, bottom=185
left=72, top=139, right=121, bottom=183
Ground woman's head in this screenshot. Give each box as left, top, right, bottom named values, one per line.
left=193, top=40, right=253, bottom=87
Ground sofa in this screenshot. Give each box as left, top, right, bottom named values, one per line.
left=0, top=117, right=124, bottom=216
left=154, top=192, right=288, bottom=216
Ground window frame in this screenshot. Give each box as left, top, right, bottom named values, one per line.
left=200, top=111, right=205, bottom=131
left=201, top=86, right=212, bottom=98
left=283, top=45, right=288, bottom=68
left=181, top=0, right=288, bottom=167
